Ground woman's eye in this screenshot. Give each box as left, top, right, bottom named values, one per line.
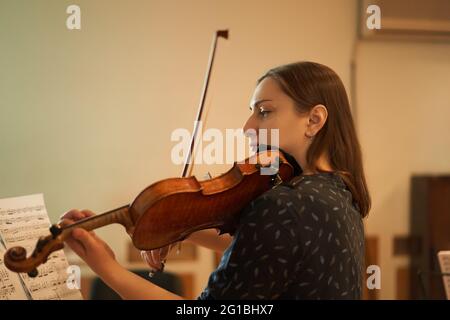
left=258, top=108, right=271, bottom=118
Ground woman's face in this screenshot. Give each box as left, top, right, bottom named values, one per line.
left=243, top=77, right=310, bottom=157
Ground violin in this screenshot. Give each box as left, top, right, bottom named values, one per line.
left=4, top=30, right=295, bottom=277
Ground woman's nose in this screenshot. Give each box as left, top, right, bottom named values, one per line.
left=243, top=116, right=257, bottom=136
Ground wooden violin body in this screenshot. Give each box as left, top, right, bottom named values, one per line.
left=4, top=149, right=294, bottom=275
left=130, top=149, right=293, bottom=249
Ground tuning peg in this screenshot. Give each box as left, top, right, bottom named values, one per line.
left=49, top=224, right=62, bottom=238
left=27, top=268, right=38, bottom=278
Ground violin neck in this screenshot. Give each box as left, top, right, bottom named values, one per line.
left=61, top=205, right=132, bottom=234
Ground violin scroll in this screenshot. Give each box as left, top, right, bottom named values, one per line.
left=4, top=225, right=65, bottom=277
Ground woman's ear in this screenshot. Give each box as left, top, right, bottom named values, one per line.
left=306, top=104, right=328, bottom=137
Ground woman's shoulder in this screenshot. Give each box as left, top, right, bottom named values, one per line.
left=288, top=173, right=358, bottom=212
left=252, top=172, right=346, bottom=209
left=237, top=182, right=311, bottom=228
left=289, top=172, right=348, bottom=193
left=240, top=172, right=359, bottom=226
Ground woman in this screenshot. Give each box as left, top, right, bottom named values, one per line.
left=61, top=61, right=370, bottom=300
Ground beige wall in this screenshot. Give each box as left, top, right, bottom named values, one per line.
left=356, top=40, right=450, bottom=299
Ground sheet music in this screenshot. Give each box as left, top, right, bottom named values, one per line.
left=0, top=194, right=82, bottom=300
left=438, top=251, right=450, bottom=300
left=0, top=241, right=29, bottom=299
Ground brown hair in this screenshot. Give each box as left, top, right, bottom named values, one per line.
left=258, top=61, right=371, bottom=217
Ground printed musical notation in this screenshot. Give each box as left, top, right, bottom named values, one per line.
left=0, top=194, right=82, bottom=300
left=0, top=244, right=29, bottom=299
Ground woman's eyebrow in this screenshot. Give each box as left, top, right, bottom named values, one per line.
left=249, top=99, right=272, bottom=110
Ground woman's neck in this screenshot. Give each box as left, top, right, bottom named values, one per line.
left=294, top=151, right=333, bottom=175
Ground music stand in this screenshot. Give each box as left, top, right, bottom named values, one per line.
left=438, top=251, right=450, bottom=300
left=417, top=251, right=450, bottom=300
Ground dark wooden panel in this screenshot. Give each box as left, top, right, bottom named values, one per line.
left=178, top=273, right=195, bottom=299
left=393, top=235, right=422, bottom=256
left=397, top=267, right=410, bottom=300
left=80, top=277, right=92, bottom=300
left=410, top=175, right=450, bottom=299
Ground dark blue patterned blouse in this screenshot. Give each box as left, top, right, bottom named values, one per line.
left=198, top=172, right=365, bottom=300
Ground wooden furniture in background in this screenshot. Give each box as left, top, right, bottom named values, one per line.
left=410, top=175, right=450, bottom=299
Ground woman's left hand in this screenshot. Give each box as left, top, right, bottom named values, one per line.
left=59, top=209, right=119, bottom=277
